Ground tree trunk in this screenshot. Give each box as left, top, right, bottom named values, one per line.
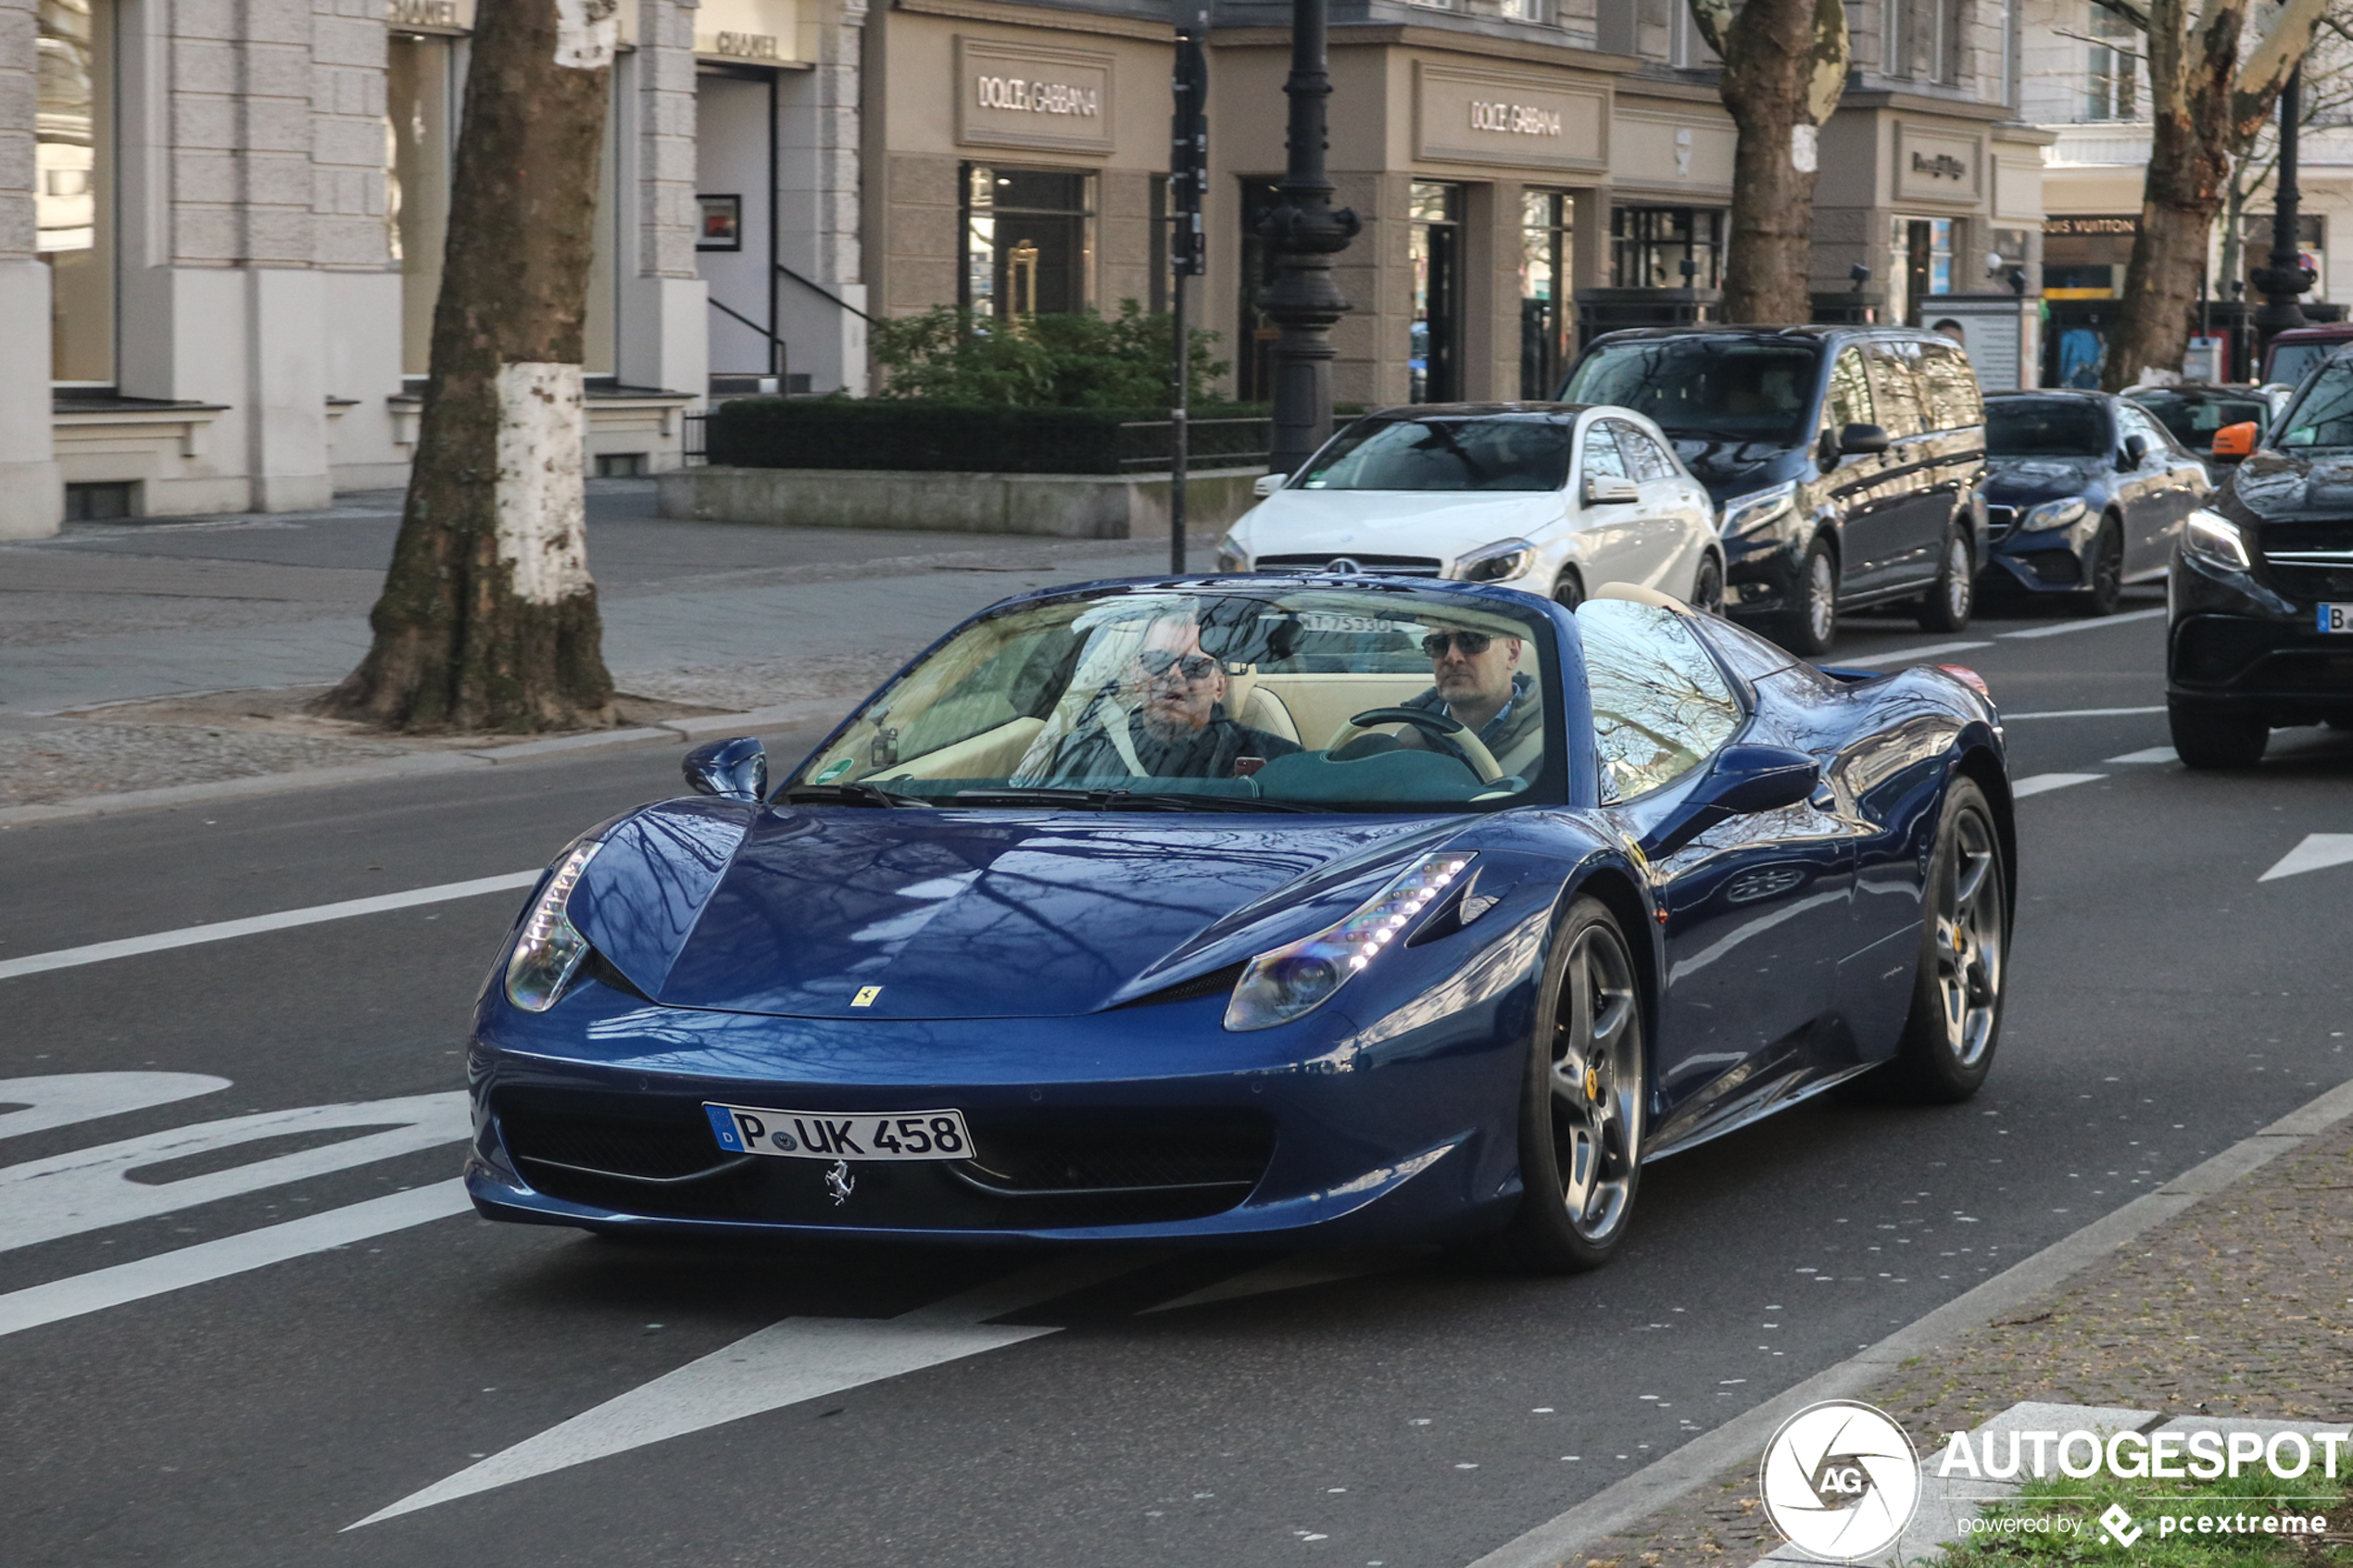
left=322, top=0, right=621, bottom=732
left=1695, top=0, right=1848, bottom=325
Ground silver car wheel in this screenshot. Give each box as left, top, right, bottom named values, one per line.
left=1933, top=808, right=2005, bottom=1069
left=1548, top=921, right=1642, bottom=1242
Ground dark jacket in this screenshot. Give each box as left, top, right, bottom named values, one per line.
left=1038, top=704, right=1302, bottom=784
left=1400, top=671, right=1541, bottom=767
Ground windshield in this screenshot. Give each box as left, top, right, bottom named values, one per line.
left=2133, top=392, right=2268, bottom=444
left=1985, top=398, right=2108, bottom=458
left=1560, top=339, right=1819, bottom=443
left=2275, top=363, right=2353, bottom=451
left=1292, top=417, right=1572, bottom=492
left=2266, top=343, right=2336, bottom=390
left=789, top=586, right=1558, bottom=812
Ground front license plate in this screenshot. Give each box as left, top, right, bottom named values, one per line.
left=704, top=1102, right=972, bottom=1161
left=2319, top=603, right=2353, bottom=633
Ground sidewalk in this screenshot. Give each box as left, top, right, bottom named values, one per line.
left=1555, top=1106, right=2353, bottom=1568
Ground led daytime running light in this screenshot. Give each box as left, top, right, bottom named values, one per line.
left=504, top=839, right=604, bottom=1012
left=1223, top=852, right=1475, bottom=1032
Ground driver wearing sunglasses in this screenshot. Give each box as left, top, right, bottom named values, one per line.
left=1342, top=625, right=1538, bottom=771
left=1037, top=614, right=1302, bottom=783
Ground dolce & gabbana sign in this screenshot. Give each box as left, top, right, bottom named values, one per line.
left=1415, top=62, right=1604, bottom=172
left=957, top=37, right=1114, bottom=154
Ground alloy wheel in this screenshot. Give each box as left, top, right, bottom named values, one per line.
left=1806, top=549, right=1836, bottom=646
left=1547, top=921, right=1642, bottom=1241
left=1692, top=554, right=1726, bottom=615
left=1943, top=536, right=1972, bottom=623
left=1932, top=809, right=2004, bottom=1068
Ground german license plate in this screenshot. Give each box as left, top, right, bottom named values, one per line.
left=704, top=1102, right=972, bottom=1161
left=2319, top=604, right=2353, bottom=633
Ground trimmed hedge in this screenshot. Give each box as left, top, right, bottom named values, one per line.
left=706, top=398, right=1272, bottom=475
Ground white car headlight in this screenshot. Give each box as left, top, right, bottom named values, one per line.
left=1453, top=537, right=1536, bottom=583
left=2182, top=508, right=2252, bottom=571
left=2020, top=497, right=2089, bottom=533
left=505, top=839, right=604, bottom=1011
left=1216, top=533, right=1249, bottom=573
left=1719, top=482, right=1796, bottom=538
left=1225, top=853, right=1475, bottom=1032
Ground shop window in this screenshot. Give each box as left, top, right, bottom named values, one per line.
left=1520, top=191, right=1575, bottom=399
left=39, top=0, right=115, bottom=385
left=1893, top=217, right=1954, bottom=325
left=2084, top=4, right=2138, bottom=120
left=1409, top=182, right=1465, bottom=404
left=962, top=165, right=1095, bottom=322
left=1609, top=207, right=1723, bottom=291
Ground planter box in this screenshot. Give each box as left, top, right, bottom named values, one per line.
left=657, top=465, right=1265, bottom=540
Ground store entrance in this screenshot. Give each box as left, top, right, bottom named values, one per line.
left=1411, top=182, right=1465, bottom=403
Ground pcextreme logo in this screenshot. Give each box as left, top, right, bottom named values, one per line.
left=1758, top=1400, right=1922, bottom=1562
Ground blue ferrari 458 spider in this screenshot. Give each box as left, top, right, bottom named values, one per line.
left=465, top=576, right=2015, bottom=1273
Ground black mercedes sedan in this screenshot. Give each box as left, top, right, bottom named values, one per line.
left=2168, top=355, right=2353, bottom=767
left=1981, top=391, right=2209, bottom=616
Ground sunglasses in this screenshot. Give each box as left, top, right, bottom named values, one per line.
left=1135, top=650, right=1220, bottom=681
left=1420, top=631, right=1494, bottom=659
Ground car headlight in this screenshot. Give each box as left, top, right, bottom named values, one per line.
left=1454, top=538, right=1536, bottom=583
left=504, top=839, right=604, bottom=1011
left=1225, top=852, right=1474, bottom=1032
left=2020, top=497, right=2089, bottom=533
left=1719, top=482, right=1796, bottom=538
left=1215, top=533, right=1248, bottom=573
left=2182, top=508, right=2252, bottom=571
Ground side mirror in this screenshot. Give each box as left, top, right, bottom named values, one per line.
left=2210, top=421, right=2259, bottom=463
left=1838, top=423, right=1891, bottom=457
left=2120, top=433, right=2151, bottom=469
left=1642, top=745, right=1820, bottom=859
left=1583, top=474, right=1641, bottom=505
left=683, top=736, right=768, bottom=801
left=1252, top=473, right=1283, bottom=498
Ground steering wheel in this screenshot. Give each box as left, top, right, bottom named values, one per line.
left=1326, top=707, right=1505, bottom=784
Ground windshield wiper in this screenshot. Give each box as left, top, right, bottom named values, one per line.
left=950, top=787, right=1321, bottom=814
left=778, top=783, right=931, bottom=809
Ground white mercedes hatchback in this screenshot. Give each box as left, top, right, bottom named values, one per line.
left=1216, top=403, right=1724, bottom=611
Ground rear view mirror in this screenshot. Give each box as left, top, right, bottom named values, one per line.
left=2210, top=421, right=2259, bottom=463
left=1838, top=423, right=1891, bottom=456
left=1252, top=473, right=1283, bottom=498
left=1642, top=745, right=1820, bottom=859
left=2121, top=433, right=2150, bottom=469
left=684, top=736, right=768, bottom=801
left=1583, top=474, right=1641, bottom=505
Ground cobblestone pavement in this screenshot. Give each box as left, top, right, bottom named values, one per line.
left=1567, top=1112, right=2353, bottom=1568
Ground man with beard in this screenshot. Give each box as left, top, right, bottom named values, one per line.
left=1336, top=624, right=1541, bottom=779
left=1036, top=613, right=1301, bottom=783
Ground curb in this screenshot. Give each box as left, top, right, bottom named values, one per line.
left=0, top=699, right=850, bottom=831
left=1462, top=1072, right=2353, bottom=1568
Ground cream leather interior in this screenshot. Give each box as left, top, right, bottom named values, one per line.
left=1222, top=662, right=1301, bottom=744
left=875, top=716, right=1046, bottom=783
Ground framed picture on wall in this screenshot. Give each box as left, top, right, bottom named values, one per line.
left=698, top=194, right=742, bottom=252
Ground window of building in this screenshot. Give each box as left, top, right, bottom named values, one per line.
left=1884, top=0, right=1916, bottom=77
left=1932, top=0, right=1965, bottom=84
left=387, top=33, right=457, bottom=378
left=1893, top=216, right=1955, bottom=324
left=962, top=165, right=1095, bottom=322
left=2084, top=4, right=2139, bottom=120
left=1409, top=182, right=1465, bottom=404
left=39, top=0, right=115, bottom=385
left=1500, top=0, right=1546, bottom=20
left=1609, top=207, right=1724, bottom=291
left=1670, top=2, right=1720, bottom=67
left=1520, top=190, right=1574, bottom=399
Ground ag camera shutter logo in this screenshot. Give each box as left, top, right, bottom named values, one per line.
left=1759, top=1400, right=1921, bottom=1561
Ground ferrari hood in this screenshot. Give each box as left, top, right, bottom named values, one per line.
left=570, top=803, right=1461, bottom=1020
left=1240, top=490, right=1567, bottom=561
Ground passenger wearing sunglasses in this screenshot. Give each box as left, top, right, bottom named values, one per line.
left=1342, top=626, right=1540, bottom=777
left=1035, top=614, right=1301, bottom=783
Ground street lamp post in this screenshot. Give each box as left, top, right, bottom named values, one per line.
left=1258, top=0, right=1359, bottom=475
left=2250, top=63, right=2312, bottom=363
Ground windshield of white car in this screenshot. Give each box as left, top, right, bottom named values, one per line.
left=1291, top=416, right=1572, bottom=492
left=2275, top=364, right=2353, bottom=451
left=1985, top=398, right=2108, bottom=458
left=788, top=586, right=1559, bottom=812
left=1560, top=339, right=1819, bottom=443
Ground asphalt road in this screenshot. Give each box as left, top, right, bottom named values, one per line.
left=3, top=591, right=2350, bottom=1568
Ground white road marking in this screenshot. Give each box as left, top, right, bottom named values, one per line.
left=2001, top=706, right=2165, bottom=721
left=1139, top=1247, right=1437, bottom=1314
left=0, top=1073, right=229, bottom=1141
left=347, top=1250, right=1160, bottom=1529
left=0, top=1180, right=472, bottom=1340
left=2259, top=834, right=2353, bottom=883
left=2105, top=746, right=2179, bottom=764
left=0, top=1091, right=469, bottom=1252
left=2011, top=772, right=2106, bottom=798
left=1830, top=641, right=1994, bottom=668
left=0, top=871, right=542, bottom=983
left=1999, top=607, right=2170, bottom=639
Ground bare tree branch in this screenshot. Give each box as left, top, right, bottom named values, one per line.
left=2087, top=0, right=2152, bottom=31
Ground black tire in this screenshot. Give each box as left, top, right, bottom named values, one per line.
left=1551, top=569, right=1585, bottom=610
left=2169, top=699, right=2269, bottom=769
left=1689, top=551, right=1726, bottom=615
left=1874, top=778, right=2007, bottom=1103
left=1915, top=529, right=1975, bottom=632
left=2078, top=518, right=2123, bottom=617
left=1775, top=535, right=1839, bottom=657
left=1489, top=897, right=1646, bottom=1274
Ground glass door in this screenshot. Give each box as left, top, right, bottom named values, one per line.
left=1410, top=182, right=1464, bottom=404
left=1520, top=190, right=1574, bottom=399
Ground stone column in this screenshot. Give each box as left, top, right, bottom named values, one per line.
left=777, top=0, right=866, bottom=395
left=0, top=0, right=62, bottom=537
left=618, top=0, right=707, bottom=403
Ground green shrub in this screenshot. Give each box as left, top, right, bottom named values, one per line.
left=706, top=399, right=1272, bottom=474
left=870, top=302, right=1228, bottom=408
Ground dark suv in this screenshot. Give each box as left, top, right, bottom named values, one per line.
left=1561, top=327, right=1990, bottom=654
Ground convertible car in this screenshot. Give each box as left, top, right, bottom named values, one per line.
left=465, top=577, right=2015, bottom=1273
